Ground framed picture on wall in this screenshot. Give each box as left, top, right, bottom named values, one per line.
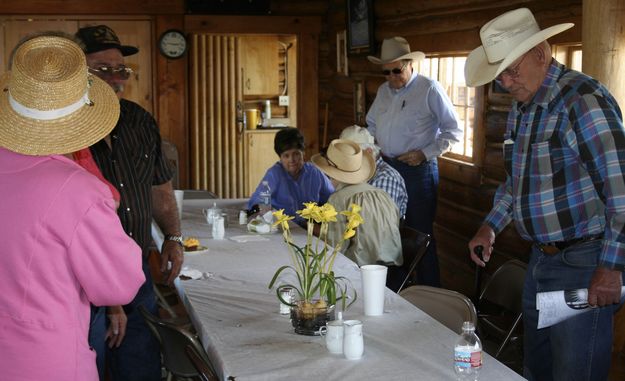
left=346, top=0, right=375, bottom=55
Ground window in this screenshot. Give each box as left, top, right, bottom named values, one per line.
left=415, top=55, right=476, bottom=162
left=553, top=43, right=582, bottom=71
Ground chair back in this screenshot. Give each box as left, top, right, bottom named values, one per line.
left=139, top=305, right=216, bottom=379
left=397, top=226, right=431, bottom=292
left=399, top=285, right=477, bottom=334
left=185, top=345, right=219, bottom=381
left=183, top=189, right=219, bottom=199
left=479, top=259, right=527, bottom=314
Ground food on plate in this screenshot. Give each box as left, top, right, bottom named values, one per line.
left=183, top=237, right=200, bottom=251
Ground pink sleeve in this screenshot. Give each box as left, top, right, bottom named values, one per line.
left=67, top=198, right=144, bottom=306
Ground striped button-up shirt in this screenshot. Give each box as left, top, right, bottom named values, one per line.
left=485, top=60, right=625, bottom=270
left=369, top=157, right=408, bottom=217
left=90, top=99, right=174, bottom=254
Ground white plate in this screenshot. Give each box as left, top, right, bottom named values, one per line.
left=184, top=245, right=209, bottom=255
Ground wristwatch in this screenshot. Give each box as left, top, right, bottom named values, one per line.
left=164, top=234, right=184, bottom=247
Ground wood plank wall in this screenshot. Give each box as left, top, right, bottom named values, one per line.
left=318, top=0, right=582, bottom=295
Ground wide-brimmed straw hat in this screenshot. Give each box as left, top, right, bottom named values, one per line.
left=464, top=8, right=573, bottom=87
left=367, top=37, right=425, bottom=65
left=311, top=139, right=375, bottom=184
left=0, top=36, right=120, bottom=155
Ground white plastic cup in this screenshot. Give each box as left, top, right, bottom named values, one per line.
left=361, top=265, right=388, bottom=316
left=173, top=190, right=184, bottom=221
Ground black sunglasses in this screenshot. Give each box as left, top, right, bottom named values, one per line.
left=382, top=62, right=408, bottom=76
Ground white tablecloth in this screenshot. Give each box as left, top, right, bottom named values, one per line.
left=176, top=199, right=525, bottom=381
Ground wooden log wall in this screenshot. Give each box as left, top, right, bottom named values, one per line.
left=319, top=0, right=582, bottom=295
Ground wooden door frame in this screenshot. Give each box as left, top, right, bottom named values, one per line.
left=185, top=15, right=322, bottom=159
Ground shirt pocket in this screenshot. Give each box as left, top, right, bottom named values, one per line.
left=133, top=145, right=155, bottom=185
left=529, top=140, right=565, bottom=184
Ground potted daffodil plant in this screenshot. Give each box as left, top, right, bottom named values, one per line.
left=269, top=202, right=363, bottom=335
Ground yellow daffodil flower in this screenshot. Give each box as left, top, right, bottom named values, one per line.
left=272, top=209, right=294, bottom=231
left=318, top=203, right=338, bottom=223
left=343, top=228, right=356, bottom=240
left=297, top=202, right=318, bottom=221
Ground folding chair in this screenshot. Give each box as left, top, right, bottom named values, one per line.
left=476, top=259, right=527, bottom=358
left=139, top=306, right=218, bottom=381
left=400, top=285, right=477, bottom=334
left=396, top=226, right=431, bottom=292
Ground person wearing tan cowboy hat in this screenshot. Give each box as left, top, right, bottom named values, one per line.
left=0, top=36, right=145, bottom=381
left=75, top=24, right=181, bottom=380
left=465, top=8, right=625, bottom=380
left=366, top=36, right=462, bottom=288
left=339, top=125, right=407, bottom=218
left=312, top=139, right=403, bottom=289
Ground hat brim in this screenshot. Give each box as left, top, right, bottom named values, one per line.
left=311, top=150, right=376, bottom=185
left=0, top=74, right=120, bottom=155
left=465, top=23, right=573, bottom=87
left=367, top=51, right=425, bottom=65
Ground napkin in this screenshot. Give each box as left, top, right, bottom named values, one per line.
left=229, top=235, right=270, bottom=243
left=179, top=267, right=203, bottom=280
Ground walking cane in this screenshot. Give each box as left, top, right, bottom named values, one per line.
left=473, top=245, right=484, bottom=310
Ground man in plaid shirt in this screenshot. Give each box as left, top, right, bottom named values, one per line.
left=340, top=125, right=408, bottom=218
left=465, top=8, right=625, bottom=381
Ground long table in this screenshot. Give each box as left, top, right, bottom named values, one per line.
left=175, top=199, right=526, bottom=381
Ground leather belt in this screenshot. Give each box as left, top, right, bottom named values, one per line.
left=536, top=235, right=603, bottom=255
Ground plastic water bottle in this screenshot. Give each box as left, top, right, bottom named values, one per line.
left=454, top=321, right=482, bottom=380
left=258, top=180, right=272, bottom=216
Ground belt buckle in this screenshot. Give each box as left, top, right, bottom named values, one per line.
left=538, top=243, right=560, bottom=255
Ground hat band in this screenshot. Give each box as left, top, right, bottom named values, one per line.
left=323, top=152, right=362, bottom=173
left=9, top=92, right=91, bottom=121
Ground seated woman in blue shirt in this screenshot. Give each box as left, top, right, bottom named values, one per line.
left=248, top=128, right=334, bottom=224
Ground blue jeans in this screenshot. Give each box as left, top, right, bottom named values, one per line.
left=387, top=158, right=440, bottom=287
left=89, top=260, right=162, bottom=381
left=523, top=240, right=625, bottom=381
left=89, top=306, right=106, bottom=379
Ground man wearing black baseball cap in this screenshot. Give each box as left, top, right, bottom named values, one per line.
left=76, top=24, right=183, bottom=381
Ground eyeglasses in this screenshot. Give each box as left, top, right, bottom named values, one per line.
left=495, top=54, right=527, bottom=83
left=88, top=65, right=134, bottom=80
left=382, top=62, right=408, bottom=76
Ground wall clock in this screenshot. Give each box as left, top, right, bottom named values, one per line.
left=158, top=29, right=187, bottom=59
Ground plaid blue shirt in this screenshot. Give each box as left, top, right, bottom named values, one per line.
left=369, top=157, right=408, bottom=217
left=484, top=60, right=625, bottom=270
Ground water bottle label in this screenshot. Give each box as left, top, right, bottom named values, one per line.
left=454, top=349, right=471, bottom=368
left=454, top=349, right=481, bottom=368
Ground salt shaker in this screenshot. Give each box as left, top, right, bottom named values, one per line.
left=343, top=320, right=364, bottom=360
left=212, top=216, right=225, bottom=240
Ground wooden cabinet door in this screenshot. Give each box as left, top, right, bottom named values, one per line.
left=240, top=36, right=280, bottom=97
left=244, top=130, right=278, bottom=195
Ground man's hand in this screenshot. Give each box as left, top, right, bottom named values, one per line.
left=161, top=240, right=184, bottom=284
left=468, top=225, right=496, bottom=267
left=105, top=305, right=127, bottom=348
left=588, top=267, right=623, bottom=307
left=397, top=150, right=426, bottom=166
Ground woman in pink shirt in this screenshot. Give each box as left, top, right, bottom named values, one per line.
left=0, top=36, right=145, bottom=380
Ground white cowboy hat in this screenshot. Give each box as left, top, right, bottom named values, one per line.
left=464, top=8, right=573, bottom=87
left=311, top=139, right=375, bottom=184
left=0, top=36, right=119, bottom=155
left=367, top=37, right=425, bottom=65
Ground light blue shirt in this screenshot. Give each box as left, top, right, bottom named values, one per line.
left=248, top=162, right=334, bottom=219
left=366, top=71, right=462, bottom=160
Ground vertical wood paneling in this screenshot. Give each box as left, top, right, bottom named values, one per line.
left=190, top=34, right=244, bottom=198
